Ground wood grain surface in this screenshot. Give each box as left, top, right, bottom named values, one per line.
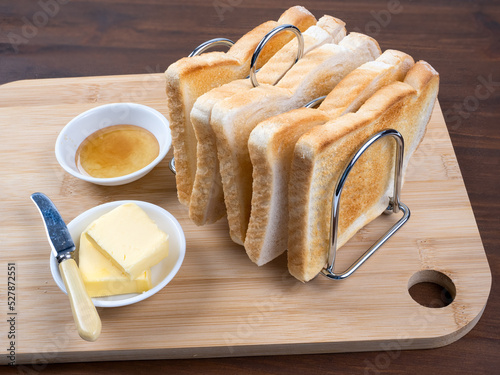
left=0, top=0, right=499, bottom=374
left=0, top=73, right=490, bottom=365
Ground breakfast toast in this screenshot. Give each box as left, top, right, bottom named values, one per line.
left=189, top=16, right=346, bottom=225
left=211, top=32, right=382, bottom=245
left=287, top=61, right=439, bottom=281
left=245, top=50, right=415, bottom=265
left=165, top=6, right=317, bottom=205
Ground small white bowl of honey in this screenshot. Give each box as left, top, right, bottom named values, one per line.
left=55, top=103, right=171, bottom=186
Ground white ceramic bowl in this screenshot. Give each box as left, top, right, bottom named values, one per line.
left=50, top=200, right=186, bottom=308
left=55, top=103, right=171, bottom=186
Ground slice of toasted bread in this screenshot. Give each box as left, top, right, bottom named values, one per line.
left=211, top=33, right=382, bottom=245
left=287, top=61, right=439, bottom=282
left=188, top=16, right=347, bottom=226
left=245, top=50, right=414, bottom=266
left=246, top=108, right=330, bottom=264
left=319, top=49, right=415, bottom=116
left=165, top=6, right=317, bottom=205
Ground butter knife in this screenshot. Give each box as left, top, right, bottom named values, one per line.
left=31, top=192, right=101, bottom=342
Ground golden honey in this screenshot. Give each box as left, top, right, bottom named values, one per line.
left=76, top=125, right=159, bottom=178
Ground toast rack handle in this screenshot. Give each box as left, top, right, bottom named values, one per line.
left=321, top=129, right=411, bottom=280
left=188, top=37, right=235, bottom=58
left=304, top=95, right=327, bottom=108
left=249, top=24, right=304, bottom=87
left=169, top=157, right=176, bottom=175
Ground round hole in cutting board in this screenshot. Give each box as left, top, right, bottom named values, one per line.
left=408, top=270, right=456, bottom=308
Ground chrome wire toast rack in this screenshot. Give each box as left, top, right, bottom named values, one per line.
left=169, top=25, right=411, bottom=280
left=304, top=101, right=411, bottom=280
left=320, top=129, right=410, bottom=280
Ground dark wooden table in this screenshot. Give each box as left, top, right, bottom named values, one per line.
left=1, top=0, right=499, bottom=373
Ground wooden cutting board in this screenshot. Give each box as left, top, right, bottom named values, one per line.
left=0, top=74, right=491, bottom=365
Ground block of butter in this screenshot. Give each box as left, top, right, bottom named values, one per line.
left=79, top=232, right=152, bottom=297
left=85, top=203, right=169, bottom=280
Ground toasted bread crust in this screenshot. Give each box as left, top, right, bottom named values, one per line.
left=319, top=50, right=414, bottom=117
left=230, top=6, right=317, bottom=68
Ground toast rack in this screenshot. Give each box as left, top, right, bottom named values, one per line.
left=249, top=24, right=304, bottom=87
left=169, top=27, right=411, bottom=281
left=305, top=98, right=411, bottom=279
left=320, top=128, right=410, bottom=279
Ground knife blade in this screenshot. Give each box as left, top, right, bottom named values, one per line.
left=31, top=192, right=75, bottom=262
left=31, top=192, right=101, bottom=342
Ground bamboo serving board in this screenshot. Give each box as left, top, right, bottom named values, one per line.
left=0, top=74, right=491, bottom=365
